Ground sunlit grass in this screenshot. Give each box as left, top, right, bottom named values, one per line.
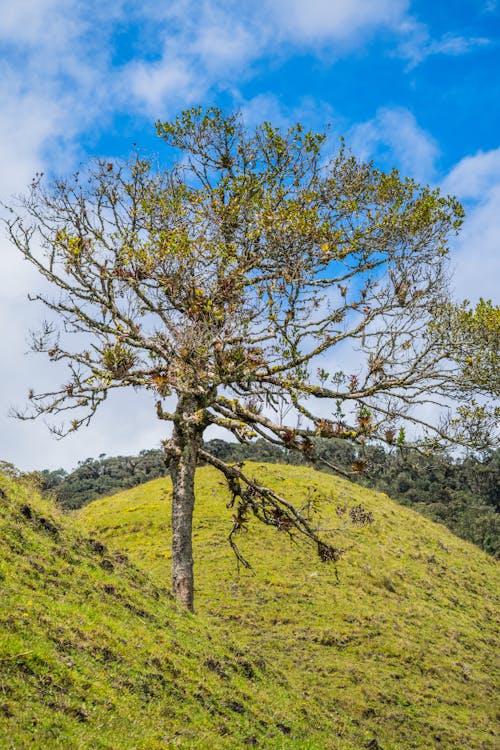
left=80, top=462, right=500, bottom=750
left=1, top=472, right=338, bottom=749
left=1, top=462, right=498, bottom=749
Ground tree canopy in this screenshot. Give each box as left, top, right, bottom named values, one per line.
left=5, top=106, right=498, bottom=609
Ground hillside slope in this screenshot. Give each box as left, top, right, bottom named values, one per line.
left=0, top=472, right=338, bottom=750
left=79, top=462, right=500, bottom=750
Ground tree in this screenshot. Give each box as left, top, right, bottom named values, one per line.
left=432, top=298, right=500, bottom=398
left=5, top=107, right=498, bottom=610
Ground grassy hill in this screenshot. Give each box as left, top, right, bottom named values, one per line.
left=0, top=471, right=340, bottom=749
left=1, top=464, right=498, bottom=749
left=78, top=463, right=500, bottom=750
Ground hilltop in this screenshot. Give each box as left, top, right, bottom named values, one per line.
left=40, top=440, right=499, bottom=557
left=79, top=462, right=500, bottom=750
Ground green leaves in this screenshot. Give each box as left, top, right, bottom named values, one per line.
left=432, top=298, right=500, bottom=398
left=102, top=343, right=136, bottom=379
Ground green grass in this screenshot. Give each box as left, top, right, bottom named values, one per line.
left=0, top=472, right=341, bottom=749
left=1, top=463, right=498, bottom=749
left=79, top=463, right=500, bottom=750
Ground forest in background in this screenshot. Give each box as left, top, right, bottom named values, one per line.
left=36, top=439, right=499, bottom=557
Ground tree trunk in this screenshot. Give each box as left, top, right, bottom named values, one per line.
left=168, top=396, right=203, bottom=612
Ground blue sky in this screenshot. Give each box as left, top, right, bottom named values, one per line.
left=0, top=0, right=499, bottom=470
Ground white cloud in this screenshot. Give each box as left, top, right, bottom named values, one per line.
left=0, top=0, right=127, bottom=187
left=441, top=148, right=500, bottom=302
left=349, top=107, right=439, bottom=182
left=0, top=0, right=142, bottom=471
left=397, top=19, right=491, bottom=68
left=121, top=1, right=491, bottom=118
left=270, top=0, right=408, bottom=44
left=192, top=5, right=260, bottom=70
left=441, top=147, right=500, bottom=201
left=428, top=33, right=490, bottom=56
left=123, top=0, right=413, bottom=116
left=0, top=230, right=171, bottom=472
left=123, top=2, right=265, bottom=117
left=0, top=0, right=76, bottom=46
left=127, top=56, right=204, bottom=116
left=239, top=94, right=290, bottom=129
left=0, top=85, right=56, bottom=193
left=346, top=122, right=499, bottom=303
left=450, top=187, right=500, bottom=302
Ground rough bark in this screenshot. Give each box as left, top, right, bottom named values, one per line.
left=168, top=396, right=203, bottom=612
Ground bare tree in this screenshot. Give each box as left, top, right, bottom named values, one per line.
left=5, top=107, right=497, bottom=610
